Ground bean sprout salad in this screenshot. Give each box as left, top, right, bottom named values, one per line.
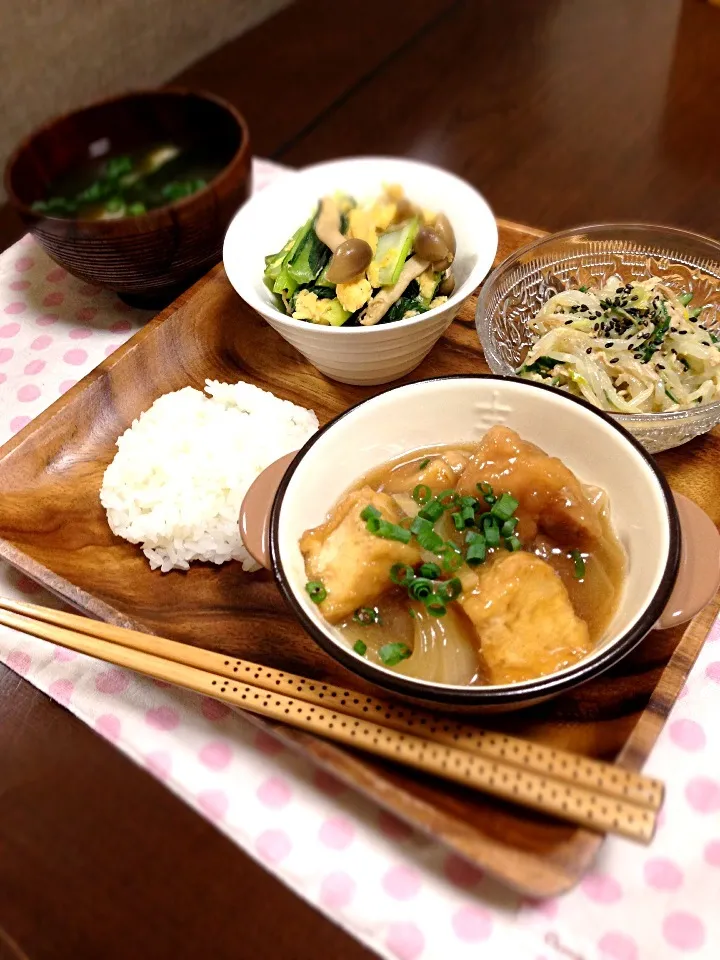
left=518, top=275, right=720, bottom=413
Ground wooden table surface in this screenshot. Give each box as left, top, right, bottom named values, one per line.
left=3, top=1, right=720, bottom=956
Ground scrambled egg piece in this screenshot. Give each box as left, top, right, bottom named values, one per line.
left=336, top=277, right=372, bottom=313
left=367, top=246, right=398, bottom=288
left=368, top=200, right=396, bottom=233
left=429, top=295, right=448, bottom=309
left=417, top=268, right=439, bottom=301
left=347, top=208, right=377, bottom=254
left=292, top=290, right=336, bottom=325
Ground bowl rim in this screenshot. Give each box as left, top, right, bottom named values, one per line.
left=268, top=373, right=681, bottom=706
left=3, top=86, right=251, bottom=226
left=475, top=221, right=720, bottom=424
left=223, top=155, right=499, bottom=336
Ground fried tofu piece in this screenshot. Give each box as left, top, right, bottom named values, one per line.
left=458, top=551, right=590, bottom=685
left=300, top=486, right=421, bottom=622
left=383, top=450, right=470, bottom=495
left=457, top=426, right=601, bottom=543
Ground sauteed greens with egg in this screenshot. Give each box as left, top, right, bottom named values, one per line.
left=263, top=186, right=457, bottom=326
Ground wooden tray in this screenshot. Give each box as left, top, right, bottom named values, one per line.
left=1, top=219, right=718, bottom=898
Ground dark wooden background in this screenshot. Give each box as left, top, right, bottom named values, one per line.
left=2, top=1, right=720, bottom=957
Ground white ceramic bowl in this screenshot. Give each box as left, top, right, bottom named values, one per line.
left=241, top=376, right=720, bottom=711
left=223, top=157, right=498, bottom=385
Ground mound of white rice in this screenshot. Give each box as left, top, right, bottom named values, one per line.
left=100, top=380, right=318, bottom=572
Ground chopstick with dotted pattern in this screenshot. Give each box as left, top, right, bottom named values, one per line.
left=0, top=597, right=661, bottom=842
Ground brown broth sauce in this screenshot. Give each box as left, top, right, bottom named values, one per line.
left=333, top=443, right=626, bottom=685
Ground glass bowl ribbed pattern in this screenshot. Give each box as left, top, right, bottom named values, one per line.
left=476, top=224, right=720, bottom=452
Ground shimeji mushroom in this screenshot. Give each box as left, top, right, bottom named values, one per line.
left=360, top=257, right=430, bottom=326
left=315, top=196, right=373, bottom=284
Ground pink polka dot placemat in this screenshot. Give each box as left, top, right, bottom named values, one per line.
left=2, top=160, right=720, bottom=959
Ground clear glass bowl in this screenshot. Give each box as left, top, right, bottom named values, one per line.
left=476, top=224, right=720, bottom=452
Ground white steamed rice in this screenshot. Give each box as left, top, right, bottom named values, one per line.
left=100, top=380, right=318, bottom=572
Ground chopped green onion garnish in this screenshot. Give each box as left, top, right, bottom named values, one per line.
left=418, top=458, right=431, bottom=470
left=439, top=542, right=463, bottom=571
left=505, top=535, right=522, bottom=552
left=679, top=292, right=694, bottom=306
left=418, top=528, right=445, bottom=553
left=571, top=548, right=586, bottom=579
left=477, top=481, right=496, bottom=504
left=374, top=520, right=412, bottom=543
left=459, top=504, right=476, bottom=526
left=579, top=285, right=588, bottom=293
left=379, top=642, right=411, bottom=666
left=482, top=514, right=500, bottom=547
left=412, top=483, right=432, bottom=505
left=452, top=512, right=466, bottom=531
left=305, top=581, right=327, bottom=603
left=437, top=489, right=458, bottom=507
left=353, top=607, right=380, bottom=625
left=458, top=496, right=479, bottom=510
left=418, top=499, right=444, bottom=523
left=360, top=504, right=381, bottom=522
left=410, top=516, right=433, bottom=537
left=501, top=517, right=518, bottom=537
left=365, top=516, right=381, bottom=533
left=390, top=563, right=415, bottom=586
left=437, top=577, right=462, bottom=602
left=353, top=640, right=367, bottom=656
left=425, top=601, right=447, bottom=618
left=408, top=578, right=434, bottom=601
left=418, top=562, right=441, bottom=579
left=466, top=540, right=487, bottom=565
left=491, top=492, right=519, bottom=521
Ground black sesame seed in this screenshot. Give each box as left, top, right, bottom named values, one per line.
left=564, top=319, right=573, bottom=325
left=657, top=363, right=665, bottom=370
left=605, top=342, right=613, bottom=348
left=610, top=358, right=620, bottom=364
left=616, top=287, right=624, bottom=294
left=679, top=330, right=688, bottom=335
left=670, top=327, right=678, bottom=333
left=586, top=347, right=592, bottom=354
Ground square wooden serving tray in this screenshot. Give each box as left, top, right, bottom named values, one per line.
left=1, top=219, right=718, bottom=898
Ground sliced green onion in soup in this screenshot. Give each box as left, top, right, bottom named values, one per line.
left=437, top=577, right=462, bottom=602
left=360, top=504, right=381, bottom=521
left=305, top=581, right=327, bottom=603
left=571, top=548, right=586, bottom=579
left=353, top=607, right=380, bottom=625
left=379, top=642, right=411, bottom=666
left=353, top=640, right=368, bottom=656
left=373, top=520, right=412, bottom=543
left=490, top=492, right=519, bottom=521
left=390, top=562, right=415, bottom=585
left=412, top=483, right=432, bottom=504
left=408, top=578, right=434, bottom=601
left=439, top=542, right=463, bottom=571
left=482, top=514, right=500, bottom=547
left=418, top=499, right=444, bottom=523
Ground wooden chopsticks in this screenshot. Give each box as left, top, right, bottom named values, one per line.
left=0, top=596, right=663, bottom=843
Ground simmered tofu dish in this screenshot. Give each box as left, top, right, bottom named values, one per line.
left=300, top=426, right=626, bottom=687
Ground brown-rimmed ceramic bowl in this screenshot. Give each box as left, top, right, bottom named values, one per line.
left=4, top=88, right=251, bottom=307
left=239, top=375, right=720, bottom=712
